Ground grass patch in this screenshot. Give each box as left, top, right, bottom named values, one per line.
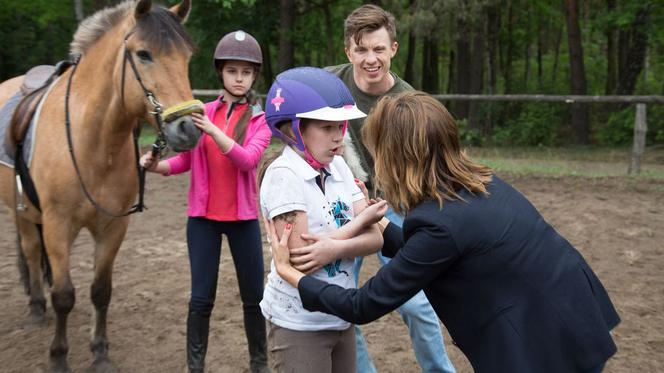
left=467, top=146, right=664, bottom=179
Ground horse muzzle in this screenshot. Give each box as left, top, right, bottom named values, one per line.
left=161, top=100, right=204, bottom=152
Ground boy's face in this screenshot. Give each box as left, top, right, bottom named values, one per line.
left=345, top=27, right=398, bottom=92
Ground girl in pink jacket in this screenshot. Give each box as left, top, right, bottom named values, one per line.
left=140, top=30, right=271, bottom=373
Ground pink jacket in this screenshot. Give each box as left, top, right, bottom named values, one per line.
left=165, top=98, right=272, bottom=219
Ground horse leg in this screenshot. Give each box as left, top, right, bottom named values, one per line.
left=16, top=216, right=48, bottom=327
left=87, top=219, right=128, bottom=373
left=42, top=220, right=77, bottom=373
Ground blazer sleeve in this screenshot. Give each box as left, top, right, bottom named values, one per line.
left=381, top=221, right=404, bottom=258
left=224, top=114, right=271, bottom=172
left=299, top=220, right=460, bottom=324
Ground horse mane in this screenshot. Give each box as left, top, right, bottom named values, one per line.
left=70, top=0, right=195, bottom=56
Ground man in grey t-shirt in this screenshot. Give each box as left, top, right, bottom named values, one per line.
left=326, top=5, right=456, bottom=373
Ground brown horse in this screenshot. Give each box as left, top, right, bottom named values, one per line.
left=0, top=1, right=201, bottom=372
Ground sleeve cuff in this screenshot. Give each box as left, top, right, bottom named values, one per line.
left=298, top=276, right=328, bottom=311
left=381, top=222, right=404, bottom=258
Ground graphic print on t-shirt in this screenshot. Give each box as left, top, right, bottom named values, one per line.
left=323, top=198, right=352, bottom=278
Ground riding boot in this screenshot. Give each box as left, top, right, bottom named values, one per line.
left=187, top=311, right=210, bottom=373
left=244, top=307, right=269, bottom=373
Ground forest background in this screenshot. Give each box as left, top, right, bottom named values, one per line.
left=1, top=0, right=662, bottom=147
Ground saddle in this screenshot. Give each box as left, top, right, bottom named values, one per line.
left=5, top=61, right=72, bottom=156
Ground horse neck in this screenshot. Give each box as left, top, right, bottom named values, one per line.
left=69, top=27, right=139, bottom=158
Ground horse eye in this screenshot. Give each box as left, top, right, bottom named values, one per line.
left=136, top=50, right=152, bottom=62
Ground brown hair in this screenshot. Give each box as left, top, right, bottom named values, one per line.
left=344, top=4, right=397, bottom=48
left=362, top=91, right=492, bottom=214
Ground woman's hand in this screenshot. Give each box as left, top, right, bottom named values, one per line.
left=140, top=151, right=159, bottom=172
left=263, top=217, right=305, bottom=287
left=192, top=113, right=220, bottom=137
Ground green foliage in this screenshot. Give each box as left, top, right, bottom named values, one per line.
left=595, top=105, right=664, bottom=146
left=456, top=118, right=484, bottom=146
left=492, top=103, right=565, bottom=146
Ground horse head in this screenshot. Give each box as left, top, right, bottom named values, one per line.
left=123, top=0, right=202, bottom=152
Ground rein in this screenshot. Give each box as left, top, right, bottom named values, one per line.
left=64, top=34, right=166, bottom=218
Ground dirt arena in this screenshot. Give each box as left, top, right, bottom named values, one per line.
left=1, top=172, right=662, bottom=372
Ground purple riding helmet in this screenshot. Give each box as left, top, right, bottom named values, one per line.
left=265, top=67, right=366, bottom=168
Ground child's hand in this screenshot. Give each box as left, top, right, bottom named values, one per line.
left=140, top=151, right=159, bottom=171
left=290, top=233, right=338, bottom=274
left=356, top=199, right=388, bottom=226
left=191, top=113, right=219, bottom=136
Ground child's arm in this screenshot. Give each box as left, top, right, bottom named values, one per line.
left=139, top=152, right=172, bottom=175
left=288, top=199, right=386, bottom=274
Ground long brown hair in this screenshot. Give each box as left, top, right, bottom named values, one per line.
left=362, top=91, right=492, bottom=214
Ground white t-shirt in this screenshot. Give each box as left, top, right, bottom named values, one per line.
left=260, top=146, right=365, bottom=331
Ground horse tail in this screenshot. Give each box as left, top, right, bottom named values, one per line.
left=15, top=223, right=52, bottom=294
left=16, top=231, right=30, bottom=295
left=36, top=224, right=53, bottom=287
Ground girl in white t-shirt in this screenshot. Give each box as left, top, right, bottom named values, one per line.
left=260, top=67, right=386, bottom=373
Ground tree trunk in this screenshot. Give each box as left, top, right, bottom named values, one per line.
left=455, top=14, right=472, bottom=118
left=552, top=23, right=563, bottom=83
left=604, top=0, right=617, bottom=94
left=537, top=15, right=543, bottom=89
left=447, top=49, right=455, bottom=94
left=278, top=0, right=295, bottom=72
left=74, top=0, right=84, bottom=23
left=487, top=3, right=500, bottom=95
left=322, top=1, right=335, bottom=66
left=564, top=0, right=589, bottom=144
left=503, top=0, right=514, bottom=93
left=616, top=4, right=650, bottom=96
left=404, top=0, right=417, bottom=84
left=261, top=41, right=273, bottom=90
left=469, top=13, right=485, bottom=131
left=421, top=35, right=439, bottom=94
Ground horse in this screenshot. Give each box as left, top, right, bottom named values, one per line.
left=0, top=1, right=201, bottom=371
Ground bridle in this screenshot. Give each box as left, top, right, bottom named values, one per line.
left=63, top=31, right=176, bottom=218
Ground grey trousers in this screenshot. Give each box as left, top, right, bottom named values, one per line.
left=267, top=321, right=356, bottom=373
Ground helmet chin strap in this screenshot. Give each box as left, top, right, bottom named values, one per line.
left=304, top=149, right=327, bottom=170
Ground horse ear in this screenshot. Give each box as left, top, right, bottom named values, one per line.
left=170, top=0, right=191, bottom=24
left=135, top=0, right=152, bottom=19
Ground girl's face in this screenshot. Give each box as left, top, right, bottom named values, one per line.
left=220, top=60, right=256, bottom=98
left=301, top=119, right=345, bottom=164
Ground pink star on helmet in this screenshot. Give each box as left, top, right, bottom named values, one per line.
left=271, top=88, right=285, bottom=111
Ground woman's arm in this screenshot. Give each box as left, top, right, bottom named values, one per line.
left=289, top=199, right=387, bottom=273
left=269, top=218, right=460, bottom=325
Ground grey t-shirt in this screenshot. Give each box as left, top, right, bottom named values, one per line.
left=326, top=63, right=413, bottom=191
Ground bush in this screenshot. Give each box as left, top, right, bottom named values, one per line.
left=492, top=103, right=564, bottom=146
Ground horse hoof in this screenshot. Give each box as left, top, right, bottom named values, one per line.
left=87, top=357, right=118, bottom=373
left=23, top=312, right=47, bottom=330
left=48, top=364, right=71, bottom=373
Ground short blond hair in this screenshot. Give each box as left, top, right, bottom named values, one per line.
left=362, top=91, right=492, bottom=214
left=344, top=4, right=397, bottom=48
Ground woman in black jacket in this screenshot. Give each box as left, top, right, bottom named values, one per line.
left=265, top=91, right=619, bottom=373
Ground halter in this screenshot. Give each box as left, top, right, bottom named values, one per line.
left=63, top=32, right=180, bottom=217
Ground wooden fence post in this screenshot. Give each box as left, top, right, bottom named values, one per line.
left=628, top=103, right=647, bottom=175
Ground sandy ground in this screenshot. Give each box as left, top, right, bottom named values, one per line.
left=0, top=172, right=662, bottom=372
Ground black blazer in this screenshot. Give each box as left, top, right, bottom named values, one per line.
left=299, top=175, right=619, bottom=373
